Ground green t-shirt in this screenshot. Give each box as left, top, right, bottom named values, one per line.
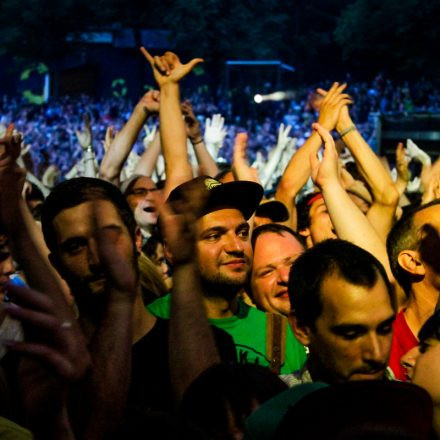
left=147, top=294, right=306, bottom=374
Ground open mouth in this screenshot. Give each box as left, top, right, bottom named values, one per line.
left=143, top=206, right=156, bottom=213
left=275, top=290, right=289, bottom=298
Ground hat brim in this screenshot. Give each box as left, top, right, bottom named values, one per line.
left=255, top=200, right=289, bottom=222
left=202, top=180, right=263, bottom=220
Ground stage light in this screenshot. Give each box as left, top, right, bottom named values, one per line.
left=254, top=94, right=263, bottom=104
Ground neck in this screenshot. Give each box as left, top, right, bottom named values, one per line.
left=132, top=295, right=156, bottom=343
left=307, top=354, right=332, bottom=383
left=202, top=295, right=239, bottom=319
left=200, top=279, right=242, bottom=318
left=405, top=281, right=440, bottom=337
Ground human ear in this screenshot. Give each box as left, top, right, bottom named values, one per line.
left=288, top=312, right=312, bottom=347
left=397, top=250, right=425, bottom=276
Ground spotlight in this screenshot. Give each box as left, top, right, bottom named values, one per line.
left=254, top=94, right=263, bottom=104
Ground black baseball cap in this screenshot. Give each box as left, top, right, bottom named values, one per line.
left=167, top=176, right=263, bottom=220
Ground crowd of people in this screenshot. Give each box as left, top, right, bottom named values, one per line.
left=0, top=47, right=439, bottom=439
left=2, top=74, right=440, bottom=181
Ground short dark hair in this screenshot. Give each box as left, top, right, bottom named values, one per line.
left=289, top=239, right=394, bottom=328
left=251, top=223, right=305, bottom=249
left=386, top=199, right=440, bottom=296
left=41, top=177, right=137, bottom=254
left=296, top=192, right=321, bottom=231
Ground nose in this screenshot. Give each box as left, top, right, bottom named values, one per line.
left=87, top=238, right=101, bottom=268
left=400, top=345, right=420, bottom=380
left=277, top=264, right=290, bottom=284
left=363, top=333, right=387, bottom=364
left=224, top=233, right=244, bottom=254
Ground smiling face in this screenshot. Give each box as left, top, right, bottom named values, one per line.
left=196, top=208, right=252, bottom=292
left=126, top=176, right=161, bottom=228
left=251, top=231, right=304, bottom=316
left=292, top=273, right=395, bottom=383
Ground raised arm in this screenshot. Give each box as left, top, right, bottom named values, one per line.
left=310, top=123, right=394, bottom=281
left=99, top=91, right=160, bottom=186
left=326, top=91, right=399, bottom=241
left=132, top=126, right=162, bottom=176
left=232, top=132, right=261, bottom=184
left=259, top=123, right=293, bottom=189
left=75, top=113, right=97, bottom=178
left=5, top=283, right=90, bottom=440
left=0, top=129, right=70, bottom=299
left=182, top=100, right=219, bottom=177
left=276, top=83, right=351, bottom=229
left=160, top=181, right=220, bottom=401
left=140, top=48, right=203, bottom=199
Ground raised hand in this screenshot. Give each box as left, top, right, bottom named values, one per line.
left=136, top=90, right=160, bottom=115
left=310, top=123, right=340, bottom=189
left=4, top=283, right=90, bottom=382
left=233, top=132, right=260, bottom=183
left=4, top=282, right=90, bottom=437
left=102, top=125, right=116, bottom=153
left=181, top=100, right=202, bottom=142
left=140, top=48, right=203, bottom=87
left=395, top=142, right=410, bottom=183
left=406, top=138, right=431, bottom=166
left=316, top=82, right=352, bottom=132
left=204, top=114, right=227, bottom=146
left=142, top=124, right=157, bottom=149
left=0, top=124, right=22, bottom=169
left=276, top=123, right=293, bottom=151
left=159, top=179, right=208, bottom=265
left=75, top=113, right=92, bottom=150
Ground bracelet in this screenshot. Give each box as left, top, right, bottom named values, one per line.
left=338, top=125, right=357, bottom=138
left=192, top=138, right=204, bottom=145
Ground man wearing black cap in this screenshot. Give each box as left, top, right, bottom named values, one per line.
left=148, top=176, right=306, bottom=373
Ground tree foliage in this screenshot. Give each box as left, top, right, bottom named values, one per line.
left=335, top=0, right=440, bottom=76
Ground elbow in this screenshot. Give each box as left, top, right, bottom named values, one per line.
left=379, top=184, right=400, bottom=207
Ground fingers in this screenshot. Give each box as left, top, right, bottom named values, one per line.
left=140, top=46, right=154, bottom=65
left=4, top=303, right=60, bottom=332
left=309, top=150, right=320, bottom=180
left=312, top=122, right=335, bottom=148
left=185, top=57, right=204, bottom=73
left=4, top=341, right=83, bottom=381
left=5, top=283, right=55, bottom=313
left=234, top=132, right=248, bottom=153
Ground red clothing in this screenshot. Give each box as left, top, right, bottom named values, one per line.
left=389, top=310, right=418, bottom=381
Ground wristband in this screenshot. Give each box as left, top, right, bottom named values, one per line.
left=192, top=138, right=203, bottom=145
left=339, top=125, right=357, bottom=138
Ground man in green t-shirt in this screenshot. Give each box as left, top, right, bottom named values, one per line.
left=149, top=176, right=306, bottom=374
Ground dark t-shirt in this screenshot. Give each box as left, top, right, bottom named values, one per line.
left=128, top=318, right=236, bottom=415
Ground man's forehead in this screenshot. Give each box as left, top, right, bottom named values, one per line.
left=255, top=231, right=303, bottom=253
left=197, top=207, right=247, bottom=229
left=319, top=275, right=393, bottom=323
left=414, top=204, right=440, bottom=227
left=52, top=200, right=123, bottom=231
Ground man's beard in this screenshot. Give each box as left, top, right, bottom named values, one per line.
left=200, top=271, right=248, bottom=300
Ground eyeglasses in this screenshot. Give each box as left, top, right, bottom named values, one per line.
left=127, top=187, right=159, bottom=197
